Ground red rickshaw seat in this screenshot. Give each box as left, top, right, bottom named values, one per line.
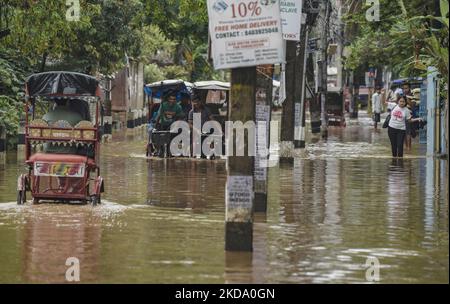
left=27, top=153, right=95, bottom=167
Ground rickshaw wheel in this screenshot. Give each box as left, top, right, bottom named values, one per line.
left=32, top=197, right=39, bottom=204
left=92, top=195, right=101, bottom=206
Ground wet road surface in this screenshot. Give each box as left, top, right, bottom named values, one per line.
left=0, top=114, right=448, bottom=283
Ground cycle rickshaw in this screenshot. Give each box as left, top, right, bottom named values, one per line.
left=144, top=79, right=193, bottom=158
left=192, top=81, right=230, bottom=159
left=17, top=71, right=104, bottom=205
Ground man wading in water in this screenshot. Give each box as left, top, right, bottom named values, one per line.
left=372, top=87, right=382, bottom=129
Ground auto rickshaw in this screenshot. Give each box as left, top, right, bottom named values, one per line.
left=17, top=71, right=104, bottom=205
left=326, top=90, right=346, bottom=127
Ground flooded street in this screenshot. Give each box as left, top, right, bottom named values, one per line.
left=0, top=115, right=448, bottom=283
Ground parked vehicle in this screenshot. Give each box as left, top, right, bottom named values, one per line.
left=326, top=91, right=346, bottom=127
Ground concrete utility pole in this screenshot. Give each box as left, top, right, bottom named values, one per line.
left=319, top=0, right=330, bottom=138
left=225, top=67, right=256, bottom=252
left=254, top=65, right=273, bottom=213
left=294, top=24, right=308, bottom=149
left=302, top=0, right=321, bottom=134
left=281, top=16, right=310, bottom=155
left=102, top=77, right=113, bottom=142
left=350, top=66, right=363, bottom=119
left=280, top=41, right=297, bottom=162
left=17, top=113, right=25, bottom=160
left=307, top=46, right=321, bottom=133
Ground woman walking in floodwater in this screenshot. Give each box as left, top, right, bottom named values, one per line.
left=385, top=96, right=422, bottom=158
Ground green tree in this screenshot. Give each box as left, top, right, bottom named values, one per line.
left=141, top=0, right=220, bottom=81
left=343, top=0, right=448, bottom=80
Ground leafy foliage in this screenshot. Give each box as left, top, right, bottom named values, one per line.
left=0, top=48, right=30, bottom=136
left=1, top=0, right=222, bottom=139
left=144, top=63, right=165, bottom=83
left=344, top=0, right=449, bottom=81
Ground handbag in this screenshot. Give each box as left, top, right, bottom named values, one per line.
left=382, top=113, right=391, bottom=128
left=383, top=105, right=397, bottom=128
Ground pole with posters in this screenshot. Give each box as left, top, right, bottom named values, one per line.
left=254, top=65, right=273, bottom=213
left=319, top=0, right=330, bottom=139
left=226, top=67, right=256, bottom=251
left=294, top=21, right=308, bottom=149
left=207, top=0, right=284, bottom=251
left=280, top=40, right=296, bottom=162
left=280, top=0, right=303, bottom=160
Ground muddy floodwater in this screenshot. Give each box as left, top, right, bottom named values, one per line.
left=0, top=115, right=448, bottom=283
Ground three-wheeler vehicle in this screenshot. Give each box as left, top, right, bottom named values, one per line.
left=192, top=81, right=230, bottom=159
left=326, top=90, right=346, bottom=127
left=17, top=71, right=104, bottom=205
left=144, top=80, right=193, bottom=158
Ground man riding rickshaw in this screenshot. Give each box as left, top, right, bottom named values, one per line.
left=144, top=80, right=193, bottom=158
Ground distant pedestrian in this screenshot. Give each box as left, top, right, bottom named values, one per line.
left=372, top=87, right=382, bottom=129
left=385, top=96, right=421, bottom=158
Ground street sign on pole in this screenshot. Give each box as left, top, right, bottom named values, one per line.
left=307, top=38, right=318, bottom=53
left=280, top=0, right=303, bottom=41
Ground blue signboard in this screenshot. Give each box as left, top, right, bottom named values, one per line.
left=419, top=81, right=427, bottom=144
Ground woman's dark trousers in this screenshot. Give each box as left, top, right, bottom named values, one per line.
left=388, top=126, right=406, bottom=157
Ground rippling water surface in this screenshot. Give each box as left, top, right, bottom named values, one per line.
left=0, top=120, right=448, bottom=283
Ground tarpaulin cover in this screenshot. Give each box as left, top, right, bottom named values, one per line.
left=193, top=81, right=230, bottom=91
left=26, top=71, right=99, bottom=97
left=144, top=80, right=192, bottom=100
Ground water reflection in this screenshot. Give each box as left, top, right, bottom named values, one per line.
left=146, top=159, right=226, bottom=211
left=0, top=126, right=447, bottom=283
left=21, top=205, right=102, bottom=283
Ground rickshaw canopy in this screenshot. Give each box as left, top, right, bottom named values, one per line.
left=26, top=71, right=99, bottom=99
left=144, top=79, right=193, bottom=99
left=391, top=77, right=424, bottom=88
left=193, top=81, right=230, bottom=91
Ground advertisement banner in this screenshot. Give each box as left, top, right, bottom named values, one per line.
left=280, top=0, right=303, bottom=41
left=207, top=0, right=284, bottom=69
left=34, top=162, right=85, bottom=178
